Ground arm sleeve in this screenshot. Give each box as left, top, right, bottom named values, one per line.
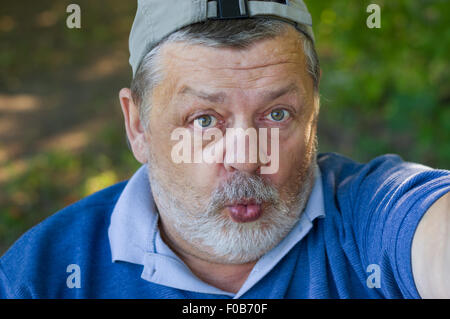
left=349, top=155, right=450, bottom=298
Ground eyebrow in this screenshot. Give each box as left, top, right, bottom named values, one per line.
left=178, top=86, right=226, bottom=104
left=178, top=82, right=300, bottom=104
left=260, top=83, right=299, bottom=103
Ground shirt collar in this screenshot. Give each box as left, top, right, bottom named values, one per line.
left=108, top=163, right=325, bottom=297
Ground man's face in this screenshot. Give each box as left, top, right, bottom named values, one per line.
left=144, top=26, right=319, bottom=264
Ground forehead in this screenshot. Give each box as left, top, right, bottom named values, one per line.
left=158, top=27, right=311, bottom=92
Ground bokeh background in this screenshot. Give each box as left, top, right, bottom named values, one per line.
left=0, top=0, right=449, bottom=254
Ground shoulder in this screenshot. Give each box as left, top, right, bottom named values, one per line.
left=317, top=152, right=450, bottom=232
left=2, top=180, right=128, bottom=255
left=318, top=152, right=424, bottom=180
left=316, top=153, right=449, bottom=298
left=317, top=152, right=449, bottom=196
left=0, top=180, right=128, bottom=298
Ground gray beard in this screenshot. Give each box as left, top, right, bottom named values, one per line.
left=146, top=155, right=317, bottom=264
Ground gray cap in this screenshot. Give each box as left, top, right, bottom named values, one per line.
left=129, top=0, right=315, bottom=77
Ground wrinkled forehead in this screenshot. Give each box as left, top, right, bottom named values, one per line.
left=157, top=27, right=311, bottom=91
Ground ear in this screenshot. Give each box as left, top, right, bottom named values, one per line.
left=119, top=88, right=149, bottom=164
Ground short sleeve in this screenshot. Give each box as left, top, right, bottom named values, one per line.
left=348, top=155, right=450, bottom=298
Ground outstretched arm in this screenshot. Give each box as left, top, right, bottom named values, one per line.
left=412, top=191, right=450, bottom=298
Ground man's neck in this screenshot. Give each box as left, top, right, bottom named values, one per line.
left=158, top=220, right=256, bottom=294
left=177, top=250, right=256, bottom=294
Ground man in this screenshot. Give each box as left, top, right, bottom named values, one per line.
left=0, top=0, right=449, bottom=299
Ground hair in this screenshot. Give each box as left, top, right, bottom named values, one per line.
left=130, top=17, right=320, bottom=130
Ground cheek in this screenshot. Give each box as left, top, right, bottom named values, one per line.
left=189, top=163, right=223, bottom=191
left=163, top=162, right=222, bottom=203
left=151, top=131, right=222, bottom=195
left=269, top=128, right=309, bottom=187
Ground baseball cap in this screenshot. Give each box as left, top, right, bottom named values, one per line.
left=129, top=0, right=315, bottom=77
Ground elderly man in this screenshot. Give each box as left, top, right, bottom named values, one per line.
left=1, top=0, right=449, bottom=299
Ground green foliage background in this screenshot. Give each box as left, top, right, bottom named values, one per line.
left=0, top=0, right=449, bottom=254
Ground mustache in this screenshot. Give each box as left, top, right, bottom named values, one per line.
left=207, top=172, right=279, bottom=212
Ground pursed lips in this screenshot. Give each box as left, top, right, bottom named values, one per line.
left=226, top=199, right=263, bottom=223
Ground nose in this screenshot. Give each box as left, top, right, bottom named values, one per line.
left=223, top=124, right=262, bottom=174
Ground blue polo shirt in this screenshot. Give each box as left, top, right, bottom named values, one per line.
left=108, top=163, right=324, bottom=298
left=0, top=153, right=449, bottom=298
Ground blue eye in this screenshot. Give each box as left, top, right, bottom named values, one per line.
left=193, top=115, right=217, bottom=128
left=266, top=109, right=290, bottom=122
